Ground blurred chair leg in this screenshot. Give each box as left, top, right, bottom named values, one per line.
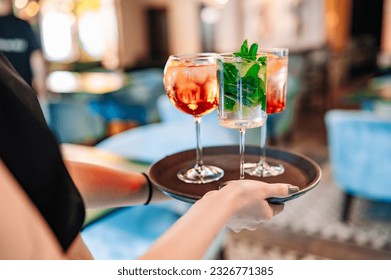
left=341, top=193, right=354, bottom=223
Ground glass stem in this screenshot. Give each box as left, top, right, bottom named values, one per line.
left=259, top=119, right=267, bottom=168
left=239, top=128, right=246, bottom=179
left=194, top=116, right=203, bottom=173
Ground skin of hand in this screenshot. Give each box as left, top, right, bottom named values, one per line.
left=141, top=180, right=298, bottom=259
left=211, top=180, right=298, bottom=233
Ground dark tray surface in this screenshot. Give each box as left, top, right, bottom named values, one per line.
left=148, top=145, right=322, bottom=203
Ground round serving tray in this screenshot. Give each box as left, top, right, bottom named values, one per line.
left=148, top=145, right=322, bottom=204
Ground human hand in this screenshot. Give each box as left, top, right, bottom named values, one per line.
left=141, top=179, right=298, bottom=259
left=207, top=180, right=299, bottom=232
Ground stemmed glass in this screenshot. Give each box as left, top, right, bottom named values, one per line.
left=163, top=53, right=224, bottom=184
left=245, top=48, right=289, bottom=177
left=217, top=53, right=268, bottom=179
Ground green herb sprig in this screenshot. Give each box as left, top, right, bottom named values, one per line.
left=234, top=39, right=267, bottom=65
left=218, top=39, right=267, bottom=111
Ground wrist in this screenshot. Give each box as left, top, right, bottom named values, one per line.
left=196, top=188, right=238, bottom=224
left=220, top=185, right=242, bottom=216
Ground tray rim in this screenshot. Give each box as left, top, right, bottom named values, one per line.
left=148, top=145, right=322, bottom=204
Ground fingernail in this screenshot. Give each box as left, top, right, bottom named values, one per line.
left=218, top=182, right=229, bottom=190
left=288, top=185, right=300, bottom=194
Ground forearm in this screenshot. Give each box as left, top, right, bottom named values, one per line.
left=140, top=190, right=235, bottom=260
left=65, top=160, right=150, bottom=209
left=61, top=144, right=170, bottom=208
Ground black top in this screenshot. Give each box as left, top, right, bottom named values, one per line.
left=0, top=53, right=85, bottom=252
left=0, top=14, right=41, bottom=86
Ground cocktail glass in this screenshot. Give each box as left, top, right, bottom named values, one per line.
left=163, top=53, right=224, bottom=184
left=244, top=48, right=289, bottom=177
left=217, top=53, right=267, bottom=179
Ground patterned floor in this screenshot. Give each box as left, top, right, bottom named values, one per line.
left=223, top=164, right=391, bottom=260
left=223, top=110, right=391, bottom=260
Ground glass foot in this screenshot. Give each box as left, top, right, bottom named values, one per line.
left=177, top=165, right=224, bottom=184
left=244, top=161, right=285, bottom=177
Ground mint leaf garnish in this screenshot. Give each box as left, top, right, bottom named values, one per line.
left=219, top=39, right=267, bottom=111
left=223, top=62, right=239, bottom=84
left=257, top=55, right=267, bottom=65
left=244, top=63, right=261, bottom=78
left=249, top=43, right=258, bottom=60
left=233, top=40, right=259, bottom=60
left=234, top=39, right=249, bottom=57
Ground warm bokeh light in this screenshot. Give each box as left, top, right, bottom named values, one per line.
left=14, top=0, right=28, bottom=9
left=203, top=0, right=229, bottom=8
left=82, top=72, right=124, bottom=94
left=39, top=0, right=118, bottom=64
left=325, top=0, right=352, bottom=53
left=41, top=11, right=76, bottom=61
left=78, top=11, right=105, bottom=59
left=201, top=6, right=221, bottom=24
left=46, top=71, right=80, bottom=93
left=216, top=0, right=229, bottom=5
left=381, top=0, right=391, bottom=58
left=46, top=71, right=126, bottom=94
left=24, top=1, right=40, bottom=18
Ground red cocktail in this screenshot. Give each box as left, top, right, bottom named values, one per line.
left=163, top=54, right=224, bottom=184
left=245, top=48, right=289, bottom=177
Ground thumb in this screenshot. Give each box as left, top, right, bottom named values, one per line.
left=263, top=183, right=300, bottom=198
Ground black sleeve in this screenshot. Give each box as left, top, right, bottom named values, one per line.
left=0, top=53, right=85, bottom=252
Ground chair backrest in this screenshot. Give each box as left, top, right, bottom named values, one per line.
left=89, top=95, right=148, bottom=125
left=125, top=68, right=165, bottom=122
left=325, top=109, right=391, bottom=201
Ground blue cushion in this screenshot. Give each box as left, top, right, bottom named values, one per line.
left=325, top=109, right=391, bottom=200
left=49, top=99, right=106, bottom=143
left=89, top=95, right=147, bottom=124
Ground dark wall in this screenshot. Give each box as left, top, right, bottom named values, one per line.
left=349, top=0, right=384, bottom=77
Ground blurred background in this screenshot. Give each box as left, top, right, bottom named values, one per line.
left=4, top=0, right=389, bottom=134
left=2, top=0, right=391, bottom=260
left=14, top=0, right=391, bottom=70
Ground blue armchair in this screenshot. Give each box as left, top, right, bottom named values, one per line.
left=325, top=109, right=391, bottom=222
left=88, top=68, right=165, bottom=126
left=49, top=98, right=106, bottom=144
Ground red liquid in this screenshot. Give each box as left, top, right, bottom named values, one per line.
left=171, top=90, right=218, bottom=116
left=164, top=63, right=218, bottom=117
left=267, top=99, right=286, bottom=114
left=266, top=55, right=288, bottom=114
